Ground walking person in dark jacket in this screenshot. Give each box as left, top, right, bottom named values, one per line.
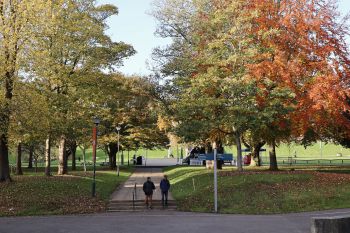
left=160, top=175, right=171, bottom=206
left=143, top=177, right=156, bottom=209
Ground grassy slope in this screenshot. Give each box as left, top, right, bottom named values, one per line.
left=0, top=167, right=133, bottom=217
left=165, top=166, right=350, bottom=214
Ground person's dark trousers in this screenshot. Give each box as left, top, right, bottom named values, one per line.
left=161, top=191, right=168, bottom=206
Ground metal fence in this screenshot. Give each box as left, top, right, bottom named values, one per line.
left=261, top=157, right=350, bottom=166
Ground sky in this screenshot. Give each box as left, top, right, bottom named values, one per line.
left=99, top=0, right=350, bottom=76
left=98, top=0, right=171, bottom=76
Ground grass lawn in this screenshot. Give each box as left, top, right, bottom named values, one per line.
left=8, top=147, right=170, bottom=166
left=9, top=142, right=350, bottom=167
left=165, top=166, right=350, bottom=214
left=227, top=142, right=350, bottom=159
left=0, top=166, right=133, bottom=217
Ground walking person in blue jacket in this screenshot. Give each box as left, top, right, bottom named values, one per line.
left=143, top=177, right=156, bottom=209
left=160, top=175, right=171, bottom=207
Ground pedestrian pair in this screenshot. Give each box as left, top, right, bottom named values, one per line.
left=142, top=175, right=171, bottom=209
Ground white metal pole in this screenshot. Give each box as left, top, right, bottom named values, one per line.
left=117, top=130, right=120, bottom=176
left=214, top=145, right=218, bottom=213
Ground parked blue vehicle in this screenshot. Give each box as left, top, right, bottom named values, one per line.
left=183, top=153, right=234, bottom=165
left=200, top=153, right=233, bottom=161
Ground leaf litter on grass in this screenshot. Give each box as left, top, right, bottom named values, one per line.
left=0, top=175, right=106, bottom=216
left=169, top=168, right=350, bottom=214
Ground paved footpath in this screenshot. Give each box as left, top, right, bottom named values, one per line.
left=110, top=167, right=174, bottom=202
left=2, top=209, right=350, bottom=233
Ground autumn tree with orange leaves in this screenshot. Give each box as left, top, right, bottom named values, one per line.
left=248, top=0, right=350, bottom=152
left=152, top=0, right=350, bottom=170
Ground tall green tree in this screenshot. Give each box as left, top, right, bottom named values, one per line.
left=28, top=0, right=135, bottom=175
left=0, top=0, right=47, bottom=181
left=97, top=74, right=168, bottom=169
left=151, top=0, right=298, bottom=173
left=9, top=82, right=50, bottom=175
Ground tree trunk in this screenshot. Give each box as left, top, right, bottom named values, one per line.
left=250, top=144, right=265, bottom=167
left=234, top=131, right=243, bottom=172
left=79, top=145, right=87, bottom=174
left=82, top=147, right=87, bottom=173
left=205, top=142, right=213, bottom=153
left=127, top=150, right=130, bottom=166
left=0, top=134, right=11, bottom=182
left=34, top=156, right=38, bottom=173
left=58, top=135, right=68, bottom=175
left=108, top=143, right=117, bottom=169
left=45, top=137, right=51, bottom=176
left=16, top=143, right=23, bottom=175
left=249, top=156, right=257, bottom=166
left=28, top=146, right=33, bottom=168
left=71, top=141, right=77, bottom=171
left=108, top=153, right=113, bottom=169
left=64, top=148, right=69, bottom=172
left=0, top=21, right=18, bottom=182
left=112, top=151, right=116, bottom=168
left=217, top=141, right=224, bottom=154
left=269, top=140, right=278, bottom=171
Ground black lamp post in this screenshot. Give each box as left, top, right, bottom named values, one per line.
left=92, top=117, right=100, bottom=197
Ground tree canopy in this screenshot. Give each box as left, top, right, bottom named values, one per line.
left=151, top=0, right=350, bottom=170
left=0, top=0, right=349, bottom=181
